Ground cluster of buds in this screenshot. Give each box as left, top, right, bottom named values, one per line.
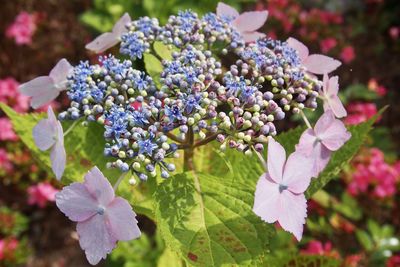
left=55, top=9, right=324, bottom=180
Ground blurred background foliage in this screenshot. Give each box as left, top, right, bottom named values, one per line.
left=0, top=0, right=399, bottom=266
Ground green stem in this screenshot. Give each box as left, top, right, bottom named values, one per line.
left=113, top=172, right=127, bottom=192
left=300, top=110, right=312, bottom=129
left=183, top=127, right=195, bottom=172
left=63, top=120, right=79, bottom=137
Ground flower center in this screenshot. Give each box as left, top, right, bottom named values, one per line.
left=97, top=206, right=106, bottom=215
left=279, top=184, right=288, bottom=193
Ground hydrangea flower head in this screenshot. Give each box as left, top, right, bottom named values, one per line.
left=55, top=167, right=141, bottom=265
left=6, top=11, right=37, bottom=45
left=19, top=59, right=73, bottom=109
left=32, top=106, right=66, bottom=180
left=253, top=137, right=314, bottom=240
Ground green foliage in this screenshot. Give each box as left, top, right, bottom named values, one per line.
left=80, top=0, right=250, bottom=30
left=143, top=53, right=163, bottom=87
left=0, top=207, right=29, bottom=237
left=154, top=172, right=274, bottom=266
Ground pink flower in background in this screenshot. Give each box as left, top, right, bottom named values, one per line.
left=301, top=240, right=333, bottom=255
left=6, top=12, right=37, bottom=45
left=389, top=26, right=399, bottom=40
left=345, top=102, right=377, bottom=125
left=0, top=149, right=13, bottom=173
left=0, top=77, right=29, bottom=112
left=0, top=238, right=19, bottom=260
left=340, top=46, right=355, bottom=64
left=0, top=118, right=17, bottom=141
left=27, top=182, right=59, bottom=208
left=320, top=38, right=338, bottom=53
left=368, top=78, right=387, bottom=96
left=387, top=255, right=400, bottom=267
left=347, top=148, right=399, bottom=198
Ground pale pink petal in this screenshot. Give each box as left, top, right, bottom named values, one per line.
left=107, top=197, right=141, bottom=241
left=30, top=89, right=59, bottom=109
left=314, top=110, right=336, bottom=135
left=253, top=174, right=281, bottom=223
left=286, top=37, right=309, bottom=62
left=296, top=128, right=317, bottom=157
left=55, top=183, right=98, bottom=222
left=77, top=215, right=117, bottom=265
left=314, top=109, right=350, bottom=148
left=50, top=123, right=66, bottom=180
left=303, top=54, right=341, bottom=75
left=283, top=152, right=313, bottom=193
left=267, top=137, right=286, bottom=183
left=49, top=58, right=73, bottom=86
left=32, top=119, right=56, bottom=151
left=278, top=191, right=307, bottom=241
left=326, top=95, right=347, bottom=118
left=241, top=31, right=265, bottom=43
left=216, top=2, right=239, bottom=18
left=84, top=167, right=115, bottom=206
left=85, top=32, right=119, bottom=54
left=326, top=75, right=339, bottom=95
left=19, top=76, right=54, bottom=97
left=47, top=106, right=57, bottom=123
left=112, top=13, right=131, bottom=36
left=233, top=11, right=268, bottom=32
left=310, top=144, right=331, bottom=177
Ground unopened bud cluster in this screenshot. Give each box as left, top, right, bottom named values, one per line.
left=59, top=9, right=321, bottom=180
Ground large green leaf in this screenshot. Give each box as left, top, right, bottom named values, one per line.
left=154, top=172, right=274, bottom=267
left=144, top=53, right=163, bottom=87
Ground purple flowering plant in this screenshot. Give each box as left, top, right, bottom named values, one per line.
left=0, top=2, right=381, bottom=266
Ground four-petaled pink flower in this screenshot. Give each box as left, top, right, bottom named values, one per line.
left=320, top=73, right=347, bottom=118
left=19, top=59, right=73, bottom=109
left=287, top=37, right=341, bottom=75
left=32, top=106, right=66, bottom=180
left=253, top=137, right=314, bottom=241
left=217, top=2, right=268, bottom=43
left=55, top=167, right=141, bottom=265
left=296, top=110, right=351, bottom=177
left=6, top=12, right=37, bottom=45
left=27, top=182, right=59, bottom=208
left=86, top=13, right=131, bottom=54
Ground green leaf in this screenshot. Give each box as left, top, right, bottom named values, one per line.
left=356, top=230, right=374, bottom=251
left=154, top=172, right=274, bottom=267
left=144, top=53, right=163, bottom=87
left=153, top=41, right=175, bottom=60
left=157, top=247, right=183, bottom=267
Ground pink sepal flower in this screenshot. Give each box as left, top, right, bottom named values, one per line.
left=217, top=2, right=268, bottom=43
left=56, top=167, right=141, bottom=265
left=86, top=13, right=131, bottom=53
left=32, top=106, right=66, bottom=180
left=253, top=137, right=314, bottom=241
